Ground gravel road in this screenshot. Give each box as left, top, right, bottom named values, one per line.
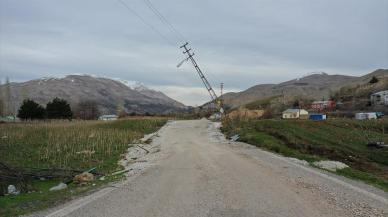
left=43, top=119, right=388, bottom=217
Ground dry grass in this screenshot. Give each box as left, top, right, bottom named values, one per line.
left=226, top=108, right=264, bottom=120
left=0, top=118, right=166, bottom=217
left=0, top=119, right=166, bottom=173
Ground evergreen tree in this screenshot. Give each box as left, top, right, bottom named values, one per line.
left=293, top=100, right=300, bottom=108
left=46, top=98, right=73, bottom=119
left=0, top=99, right=4, bottom=117
left=17, top=99, right=46, bottom=120
left=369, top=76, right=379, bottom=84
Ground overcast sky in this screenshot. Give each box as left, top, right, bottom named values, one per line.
left=0, top=0, right=387, bottom=105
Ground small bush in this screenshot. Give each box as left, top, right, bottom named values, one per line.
left=369, top=76, right=379, bottom=84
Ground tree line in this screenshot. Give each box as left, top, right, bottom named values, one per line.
left=13, top=98, right=101, bottom=121
left=17, top=98, right=73, bottom=120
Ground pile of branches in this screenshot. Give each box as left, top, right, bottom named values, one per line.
left=0, top=162, right=103, bottom=195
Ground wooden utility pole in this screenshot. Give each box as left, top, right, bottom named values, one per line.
left=220, top=82, right=224, bottom=109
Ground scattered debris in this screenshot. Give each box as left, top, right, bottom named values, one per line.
left=209, top=113, right=222, bottom=120
left=49, top=182, right=67, bottom=191
left=99, top=176, right=106, bottom=181
left=286, top=157, right=309, bottom=166
left=140, top=133, right=156, bottom=143
left=76, top=150, right=95, bottom=155
left=136, top=145, right=150, bottom=154
left=116, top=124, right=166, bottom=180
left=230, top=134, right=240, bottom=142
left=7, top=185, right=20, bottom=195
left=207, top=122, right=229, bottom=144
left=367, top=141, right=388, bottom=148
left=111, top=169, right=131, bottom=176
left=1, top=162, right=103, bottom=194
left=73, top=172, right=94, bottom=184
left=119, top=144, right=151, bottom=167
left=313, top=160, right=349, bottom=172
left=1, top=162, right=101, bottom=181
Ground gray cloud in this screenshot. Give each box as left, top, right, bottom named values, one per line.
left=0, top=0, right=387, bottom=105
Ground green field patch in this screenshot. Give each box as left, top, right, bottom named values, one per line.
left=222, top=118, right=388, bottom=191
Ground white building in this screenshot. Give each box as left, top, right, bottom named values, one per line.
left=0, top=116, right=19, bottom=122
left=98, top=115, right=118, bottom=121
left=370, top=90, right=388, bottom=106
left=355, top=113, right=377, bottom=120
left=282, top=109, right=309, bottom=119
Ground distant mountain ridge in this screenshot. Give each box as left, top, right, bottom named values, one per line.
left=0, top=75, right=187, bottom=115
left=221, top=69, right=388, bottom=109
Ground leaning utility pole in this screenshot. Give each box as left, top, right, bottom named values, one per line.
left=179, top=42, right=218, bottom=103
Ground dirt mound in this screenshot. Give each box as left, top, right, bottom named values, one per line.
left=227, top=109, right=264, bottom=120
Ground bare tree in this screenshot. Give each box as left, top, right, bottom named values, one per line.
left=4, top=77, right=11, bottom=115
left=117, top=99, right=127, bottom=118
left=0, top=79, right=4, bottom=116
left=74, top=100, right=100, bottom=120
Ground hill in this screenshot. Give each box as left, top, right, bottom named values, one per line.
left=0, top=75, right=187, bottom=115
left=221, top=69, right=388, bottom=109
left=333, top=69, right=388, bottom=112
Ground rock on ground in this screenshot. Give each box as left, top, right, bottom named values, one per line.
left=313, top=160, right=349, bottom=172
left=287, top=157, right=309, bottom=166
left=49, top=182, right=67, bottom=191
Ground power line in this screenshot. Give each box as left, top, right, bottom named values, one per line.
left=116, top=0, right=176, bottom=46
left=142, top=0, right=187, bottom=43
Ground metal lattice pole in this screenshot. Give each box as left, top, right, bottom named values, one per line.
left=180, top=43, right=218, bottom=103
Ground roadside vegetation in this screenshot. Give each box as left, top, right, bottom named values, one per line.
left=0, top=118, right=166, bottom=216
left=222, top=118, right=388, bottom=191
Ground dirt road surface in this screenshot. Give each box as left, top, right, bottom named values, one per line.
left=42, top=119, right=388, bottom=217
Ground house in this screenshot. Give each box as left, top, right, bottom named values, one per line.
left=98, top=115, right=118, bottom=121
left=282, top=109, right=309, bottom=119
left=355, top=112, right=377, bottom=120
left=0, top=116, right=19, bottom=122
left=309, top=114, right=327, bottom=121
left=370, top=90, right=388, bottom=106
left=311, top=100, right=336, bottom=111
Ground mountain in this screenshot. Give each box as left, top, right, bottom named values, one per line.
left=133, top=85, right=184, bottom=109
left=114, top=80, right=185, bottom=109
left=221, top=69, right=388, bottom=109
left=0, top=75, right=187, bottom=115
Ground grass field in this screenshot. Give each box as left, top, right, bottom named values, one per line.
left=0, top=118, right=166, bottom=216
left=222, top=118, right=388, bottom=191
